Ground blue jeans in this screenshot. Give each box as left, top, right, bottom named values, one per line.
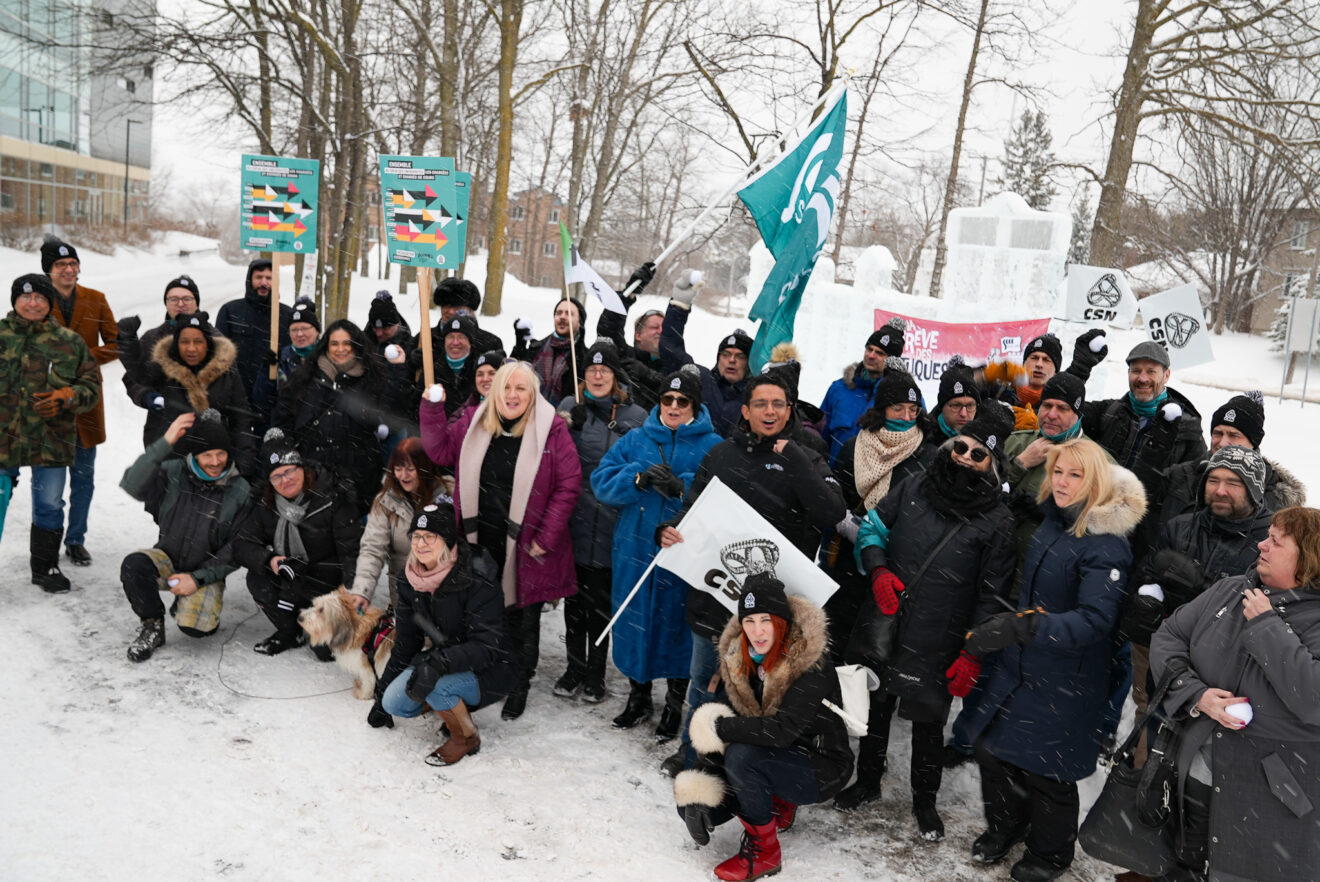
left=382, top=668, right=481, bottom=717
left=66, top=442, right=95, bottom=545
left=27, top=464, right=67, bottom=532
left=678, top=634, right=721, bottom=768
left=725, top=743, right=821, bottom=826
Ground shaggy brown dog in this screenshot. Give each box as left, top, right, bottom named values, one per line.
left=298, top=588, right=394, bottom=699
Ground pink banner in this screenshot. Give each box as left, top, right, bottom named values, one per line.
left=874, top=309, right=1052, bottom=407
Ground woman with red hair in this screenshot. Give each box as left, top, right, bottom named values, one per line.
left=673, top=574, right=853, bottom=881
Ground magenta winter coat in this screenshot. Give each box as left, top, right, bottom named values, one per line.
left=419, top=397, right=581, bottom=607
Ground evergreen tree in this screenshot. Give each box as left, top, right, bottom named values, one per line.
left=1268, top=297, right=1292, bottom=353
left=998, top=109, right=1057, bottom=210
left=1068, top=193, right=1093, bottom=265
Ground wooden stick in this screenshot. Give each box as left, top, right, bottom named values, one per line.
left=267, top=254, right=288, bottom=380
left=418, top=266, right=435, bottom=389
left=563, top=286, right=581, bottom=404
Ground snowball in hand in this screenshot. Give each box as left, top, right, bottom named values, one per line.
left=1090, top=334, right=1108, bottom=353
left=1226, top=702, right=1253, bottom=725
left=385, top=344, right=402, bottom=360
left=1137, top=583, right=1165, bottom=602
left=425, top=384, right=446, bottom=403
left=688, top=269, right=704, bottom=287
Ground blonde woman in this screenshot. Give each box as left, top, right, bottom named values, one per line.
left=962, top=439, right=1146, bottom=882
left=419, top=360, right=582, bottom=720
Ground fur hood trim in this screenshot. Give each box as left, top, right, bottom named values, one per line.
left=769, top=341, right=800, bottom=363
left=1084, top=464, right=1147, bottom=538
left=842, top=361, right=861, bottom=389
left=674, top=769, right=726, bottom=809
left=152, top=334, right=238, bottom=413
left=1267, top=457, right=1308, bottom=509
left=716, top=594, right=829, bottom=718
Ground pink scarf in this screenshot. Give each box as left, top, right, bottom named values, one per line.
left=405, top=551, right=456, bottom=595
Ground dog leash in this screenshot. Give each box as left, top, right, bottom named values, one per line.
left=214, top=611, right=353, bottom=700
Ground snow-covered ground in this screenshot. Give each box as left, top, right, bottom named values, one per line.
left=2, top=236, right=1315, bottom=880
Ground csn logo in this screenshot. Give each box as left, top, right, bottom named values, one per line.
left=1149, top=312, right=1200, bottom=350
left=1083, top=273, right=1122, bottom=321
left=703, top=540, right=781, bottom=602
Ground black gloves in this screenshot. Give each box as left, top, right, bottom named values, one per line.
left=1150, top=548, right=1206, bottom=607
left=513, top=318, right=534, bottom=348
left=261, top=348, right=279, bottom=367
left=405, top=651, right=449, bottom=702
left=568, top=404, right=587, bottom=431
left=275, top=558, right=306, bottom=585
left=683, top=804, right=715, bottom=846
left=964, top=608, right=1045, bottom=657
left=625, top=262, right=656, bottom=302
left=637, top=464, right=684, bottom=498
left=1069, top=329, right=1108, bottom=380
left=117, top=315, right=142, bottom=338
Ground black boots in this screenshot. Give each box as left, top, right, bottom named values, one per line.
left=502, top=685, right=529, bottom=720
left=65, top=543, right=92, bottom=566
left=612, top=679, right=653, bottom=729
left=127, top=618, right=165, bottom=662
left=654, top=678, right=688, bottom=742
left=913, top=793, right=945, bottom=841
left=30, top=527, right=71, bottom=593
left=834, top=752, right=885, bottom=811
left=253, top=630, right=306, bottom=656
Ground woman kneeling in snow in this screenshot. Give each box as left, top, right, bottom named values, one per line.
left=674, top=574, right=853, bottom=881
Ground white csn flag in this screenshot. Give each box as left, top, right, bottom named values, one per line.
left=653, top=476, right=839, bottom=613
left=560, top=222, right=627, bottom=314
left=1062, top=264, right=1139, bottom=328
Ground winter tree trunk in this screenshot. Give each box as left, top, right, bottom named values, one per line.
left=483, top=0, right=524, bottom=316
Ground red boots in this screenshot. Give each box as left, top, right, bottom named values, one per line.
left=713, top=817, right=782, bottom=881
left=770, top=796, right=796, bottom=832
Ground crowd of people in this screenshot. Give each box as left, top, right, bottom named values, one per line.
left=3, top=237, right=1318, bottom=882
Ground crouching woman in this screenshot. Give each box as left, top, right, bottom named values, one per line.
left=674, top=574, right=853, bottom=881
left=375, top=503, right=519, bottom=766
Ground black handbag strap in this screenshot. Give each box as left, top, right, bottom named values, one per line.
left=900, top=519, right=965, bottom=602
left=1108, top=666, right=1179, bottom=769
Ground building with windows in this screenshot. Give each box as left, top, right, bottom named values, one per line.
left=0, top=0, right=152, bottom=232
left=493, top=187, right=565, bottom=287
left=1251, top=212, right=1319, bottom=334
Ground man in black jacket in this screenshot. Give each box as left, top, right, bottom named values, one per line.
left=595, top=262, right=664, bottom=408
left=118, top=411, right=252, bottom=662
left=659, top=271, right=752, bottom=437
left=214, top=259, right=293, bottom=411
left=511, top=296, right=588, bottom=403
left=434, top=277, right=503, bottom=355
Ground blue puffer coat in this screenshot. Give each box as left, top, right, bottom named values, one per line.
left=820, top=362, right=879, bottom=465
left=967, top=465, right=1146, bottom=782
left=591, top=405, right=722, bottom=682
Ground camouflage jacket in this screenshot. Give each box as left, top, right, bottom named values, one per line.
left=0, top=312, right=101, bottom=468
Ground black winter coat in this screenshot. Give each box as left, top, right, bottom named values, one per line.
left=557, top=391, right=647, bottom=568
left=410, top=331, right=476, bottom=418
left=214, top=287, right=293, bottom=410
left=512, top=330, right=587, bottom=404
left=597, top=308, right=665, bottom=410
left=376, top=543, right=519, bottom=710
left=863, top=469, right=1017, bottom=719
left=120, top=314, right=177, bottom=407
left=662, top=428, right=846, bottom=640
left=234, top=473, right=364, bottom=600
left=658, top=303, right=749, bottom=437
left=1159, top=455, right=1305, bottom=532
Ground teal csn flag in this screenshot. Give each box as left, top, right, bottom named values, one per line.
left=739, top=91, right=847, bottom=372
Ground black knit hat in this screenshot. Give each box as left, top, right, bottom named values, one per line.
left=408, top=501, right=458, bottom=546
left=163, top=275, right=200, bottom=307
left=440, top=313, right=477, bottom=347
left=761, top=359, right=802, bottom=403
left=1204, top=445, right=1267, bottom=509
left=11, top=273, right=54, bottom=308
left=958, top=401, right=1014, bottom=457
left=1023, top=333, right=1063, bottom=372
left=738, top=572, right=794, bottom=625
left=433, top=277, right=481, bottom=311
left=289, top=297, right=319, bottom=331
left=872, top=370, right=923, bottom=411
left=661, top=366, right=703, bottom=408
left=368, top=290, right=401, bottom=329
left=936, top=357, right=980, bottom=412
left=40, top=236, right=79, bottom=273
left=717, top=328, right=753, bottom=360
left=260, top=428, right=303, bottom=477
left=1211, top=391, right=1265, bottom=449
left=172, top=311, right=216, bottom=346
left=1039, top=372, right=1086, bottom=414
left=867, top=318, right=906, bottom=357
left=475, top=348, right=507, bottom=370
left=176, top=408, right=232, bottom=456
left=584, top=339, right=623, bottom=376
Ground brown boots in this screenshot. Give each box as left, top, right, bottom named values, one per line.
left=426, top=700, right=481, bottom=766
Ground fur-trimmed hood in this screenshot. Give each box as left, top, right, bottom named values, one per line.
left=152, top=334, right=239, bottom=413
left=841, top=361, right=875, bottom=391
left=1082, top=464, right=1147, bottom=538
left=716, top=594, right=829, bottom=717
left=1267, top=457, right=1307, bottom=509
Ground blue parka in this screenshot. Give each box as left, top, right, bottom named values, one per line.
left=966, top=465, right=1146, bottom=782
left=819, top=361, right=879, bottom=465
left=591, top=405, right=722, bottom=682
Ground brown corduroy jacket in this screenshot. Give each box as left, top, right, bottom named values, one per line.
left=51, top=282, right=117, bottom=447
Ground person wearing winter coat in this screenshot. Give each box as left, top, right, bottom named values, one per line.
left=1158, top=391, right=1306, bottom=531
left=552, top=340, right=648, bottom=710
left=921, top=357, right=980, bottom=457
left=963, top=439, right=1146, bottom=882
left=758, top=346, right=828, bottom=457
left=511, top=297, right=589, bottom=404
left=119, top=274, right=201, bottom=408
left=819, top=321, right=905, bottom=464
left=127, top=313, right=257, bottom=475
left=593, top=368, right=722, bottom=760
left=419, top=359, right=582, bottom=721
left=350, top=437, right=448, bottom=612
left=1149, top=506, right=1320, bottom=882
left=658, top=372, right=846, bottom=773
left=214, top=258, right=294, bottom=412
left=836, top=410, right=1017, bottom=841
left=410, top=313, right=478, bottom=417
left=250, top=297, right=320, bottom=427
left=118, top=411, right=252, bottom=663
left=272, top=319, right=398, bottom=516
left=374, top=503, right=519, bottom=765
left=433, top=277, right=503, bottom=356
left=455, top=348, right=506, bottom=417
left=234, top=433, right=364, bottom=657
left=594, top=263, right=663, bottom=409
left=674, top=575, right=853, bottom=882
left=657, top=282, right=752, bottom=438
left=1, top=274, right=101, bottom=592
left=39, top=237, right=118, bottom=568
left=981, top=330, right=1107, bottom=432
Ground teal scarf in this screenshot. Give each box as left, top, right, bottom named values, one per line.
left=885, top=418, right=917, bottom=432
left=1042, top=421, right=1083, bottom=443
left=292, top=342, right=316, bottom=359
left=937, top=413, right=958, bottom=438
left=446, top=355, right=467, bottom=373
left=187, top=455, right=229, bottom=483
left=1127, top=390, right=1168, bottom=420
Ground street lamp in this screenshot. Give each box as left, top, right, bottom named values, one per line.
left=123, top=118, right=142, bottom=233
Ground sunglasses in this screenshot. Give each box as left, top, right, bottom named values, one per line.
left=660, top=394, right=691, bottom=407
left=953, top=440, right=989, bottom=463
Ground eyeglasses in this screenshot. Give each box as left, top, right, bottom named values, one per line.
left=584, top=365, right=612, bottom=376
left=14, top=292, right=47, bottom=302
left=410, top=532, right=441, bottom=545
left=51, top=259, right=78, bottom=270
left=747, top=400, right=789, bottom=412
left=165, top=296, right=195, bottom=306
left=944, top=402, right=976, bottom=413
left=660, top=394, right=691, bottom=407
left=952, top=440, right=989, bottom=463
left=269, top=466, right=302, bottom=485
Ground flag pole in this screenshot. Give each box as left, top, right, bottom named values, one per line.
left=418, top=266, right=434, bottom=389
left=595, top=555, right=661, bottom=646
left=619, top=76, right=852, bottom=298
